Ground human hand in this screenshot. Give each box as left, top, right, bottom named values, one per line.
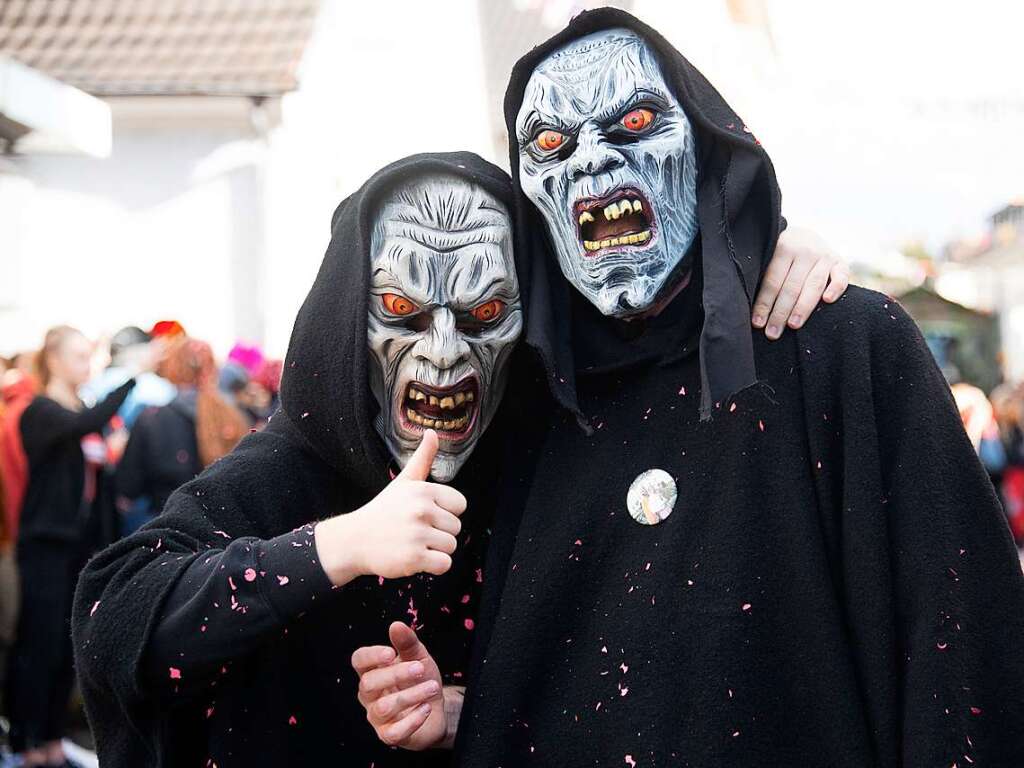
left=752, top=226, right=850, bottom=339
left=352, top=622, right=461, bottom=750
left=314, top=430, right=465, bottom=585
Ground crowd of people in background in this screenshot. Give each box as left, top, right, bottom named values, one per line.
left=951, top=379, right=1024, bottom=547
left=0, top=322, right=281, bottom=768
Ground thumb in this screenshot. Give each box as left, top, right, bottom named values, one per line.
left=397, top=429, right=438, bottom=482
left=389, top=621, right=430, bottom=663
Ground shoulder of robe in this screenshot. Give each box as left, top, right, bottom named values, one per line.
left=794, top=285, right=929, bottom=368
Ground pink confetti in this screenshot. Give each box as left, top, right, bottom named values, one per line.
left=243, top=568, right=257, bottom=582
left=620, top=663, right=629, bottom=673
left=742, top=603, right=752, bottom=612
left=464, top=618, right=475, bottom=630
left=169, top=667, right=182, bottom=680
left=213, top=530, right=231, bottom=539
left=407, top=597, right=420, bottom=629
left=970, top=707, right=983, bottom=716
left=206, top=706, right=214, bottom=718
left=729, top=403, right=737, bottom=413
left=277, top=575, right=290, bottom=586
left=460, top=594, right=471, bottom=604
left=732, top=730, right=741, bottom=738
left=228, top=576, right=237, bottom=591
left=475, top=568, right=483, bottom=583
left=678, top=386, right=686, bottom=396
left=378, top=576, right=385, bottom=586
left=625, top=756, right=636, bottom=767
left=90, top=601, right=100, bottom=617
left=288, top=715, right=298, bottom=725
left=758, top=420, right=765, bottom=432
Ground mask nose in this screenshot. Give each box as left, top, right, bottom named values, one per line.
left=566, top=122, right=624, bottom=180
left=414, top=307, right=470, bottom=371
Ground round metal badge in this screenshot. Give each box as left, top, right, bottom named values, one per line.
left=626, top=469, right=678, bottom=525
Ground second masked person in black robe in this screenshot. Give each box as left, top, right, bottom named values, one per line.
left=355, top=9, right=1024, bottom=767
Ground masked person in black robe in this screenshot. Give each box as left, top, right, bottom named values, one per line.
left=72, top=153, right=529, bottom=767
left=352, top=10, right=1024, bottom=767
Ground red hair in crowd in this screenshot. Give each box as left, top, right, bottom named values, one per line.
left=161, top=338, right=248, bottom=467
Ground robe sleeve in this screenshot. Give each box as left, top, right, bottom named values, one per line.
left=140, top=524, right=333, bottom=698
left=72, top=429, right=343, bottom=760
left=804, top=294, right=1024, bottom=766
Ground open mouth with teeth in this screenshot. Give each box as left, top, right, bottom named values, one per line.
left=575, top=188, right=655, bottom=256
left=400, top=378, right=479, bottom=442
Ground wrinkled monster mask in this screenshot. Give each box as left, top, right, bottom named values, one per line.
left=367, top=174, right=523, bottom=482
left=516, top=28, right=699, bottom=317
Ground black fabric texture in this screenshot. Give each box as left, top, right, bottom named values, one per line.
left=72, top=153, right=522, bottom=767
left=502, top=6, right=781, bottom=421
left=455, top=287, right=1024, bottom=767
left=453, top=8, right=1024, bottom=766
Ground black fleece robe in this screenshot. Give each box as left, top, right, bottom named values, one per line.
left=73, top=153, right=520, bottom=767
left=453, top=9, right=1024, bottom=767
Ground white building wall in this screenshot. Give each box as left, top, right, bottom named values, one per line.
left=0, top=0, right=495, bottom=360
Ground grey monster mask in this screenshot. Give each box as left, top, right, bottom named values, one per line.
left=516, top=28, right=698, bottom=317
left=367, top=174, right=523, bottom=482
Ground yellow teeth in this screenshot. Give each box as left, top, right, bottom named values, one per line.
left=578, top=210, right=595, bottom=225
left=598, top=198, right=643, bottom=222
left=582, top=229, right=651, bottom=251
left=466, top=391, right=474, bottom=402
left=454, top=392, right=466, bottom=406
left=439, top=396, right=455, bottom=410
left=406, top=407, right=470, bottom=431
left=429, top=395, right=439, bottom=406
left=408, top=388, right=427, bottom=401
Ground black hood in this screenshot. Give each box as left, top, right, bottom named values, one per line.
left=504, top=7, right=782, bottom=420
left=279, top=152, right=517, bottom=495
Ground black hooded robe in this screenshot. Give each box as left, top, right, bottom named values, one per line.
left=453, top=9, right=1024, bottom=767
left=72, top=153, right=520, bottom=767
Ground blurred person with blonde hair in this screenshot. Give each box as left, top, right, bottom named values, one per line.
left=6, top=326, right=160, bottom=768
left=115, top=338, right=248, bottom=530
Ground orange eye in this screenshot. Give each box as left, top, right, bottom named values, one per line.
left=470, top=299, right=506, bottom=323
left=621, top=108, right=655, bottom=132
left=381, top=293, right=419, bottom=316
left=535, top=130, right=566, bottom=152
